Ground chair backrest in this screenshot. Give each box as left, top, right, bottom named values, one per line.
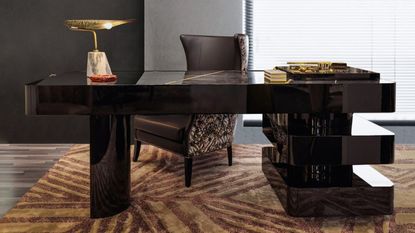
left=180, top=34, right=248, bottom=71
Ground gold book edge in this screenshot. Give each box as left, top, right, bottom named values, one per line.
left=265, top=69, right=287, bottom=75
left=264, top=74, right=287, bottom=81
left=264, top=77, right=291, bottom=84
left=264, top=73, right=287, bottom=78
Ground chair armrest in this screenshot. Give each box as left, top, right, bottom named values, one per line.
left=186, top=114, right=237, bottom=157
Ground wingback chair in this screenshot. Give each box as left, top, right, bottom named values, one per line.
left=133, top=34, right=248, bottom=187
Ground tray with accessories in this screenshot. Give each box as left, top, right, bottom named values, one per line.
left=275, top=64, right=380, bottom=81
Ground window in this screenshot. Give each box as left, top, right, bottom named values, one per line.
left=244, top=0, right=415, bottom=119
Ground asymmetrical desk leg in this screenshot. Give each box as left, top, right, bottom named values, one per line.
left=261, top=113, right=394, bottom=217
left=90, top=115, right=131, bottom=218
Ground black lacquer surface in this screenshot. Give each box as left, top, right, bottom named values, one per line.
left=25, top=71, right=395, bottom=115
left=262, top=113, right=395, bottom=216
left=90, top=115, right=131, bottom=218
left=263, top=114, right=395, bottom=165
left=25, top=70, right=396, bottom=218
left=262, top=152, right=394, bottom=217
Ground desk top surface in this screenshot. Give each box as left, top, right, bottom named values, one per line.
left=27, top=70, right=396, bottom=115
left=36, top=70, right=393, bottom=87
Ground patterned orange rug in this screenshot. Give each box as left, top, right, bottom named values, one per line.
left=0, top=144, right=414, bottom=232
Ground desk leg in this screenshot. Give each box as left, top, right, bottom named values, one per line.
left=90, top=115, right=131, bottom=218
left=262, top=114, right=394, bottom=217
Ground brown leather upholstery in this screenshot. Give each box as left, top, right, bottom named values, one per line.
left=134, top=34, right=246, bottom=153
left=135, top=130, right=185, bottom=154
left=180, top=35, right=242, bottom=71
left=134, top=33, right=248, bottom=187
left=134, top=115, right=191, bottom=142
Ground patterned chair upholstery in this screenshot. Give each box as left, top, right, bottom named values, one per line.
left=133, top=34, right=249, bottom=187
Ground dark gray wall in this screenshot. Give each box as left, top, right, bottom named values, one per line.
left=145, top=0, right=243, bottom=70
left=0, top=0, right=144, bottom=143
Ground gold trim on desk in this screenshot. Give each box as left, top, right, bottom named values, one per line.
left=165, top=70, right=225, bottom=85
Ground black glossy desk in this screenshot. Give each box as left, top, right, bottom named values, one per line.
left=25, top=70, right=395, bottom=218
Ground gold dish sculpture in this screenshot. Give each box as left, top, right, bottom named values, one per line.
left=64, top=19, right=135, bottom=51
left=64, top=19, right=134, bottom=31
left=64, top=19, right=135, bottom=80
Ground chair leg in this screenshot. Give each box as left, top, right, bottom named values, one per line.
left=133, top=140, right=141, bottom=162
left=227, top=146, right=232, bottom=166
left=184, top=157, right=193, bottom=187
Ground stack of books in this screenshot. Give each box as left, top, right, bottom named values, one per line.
left=287, top=61, right=348, bottom=73
left=264, top=69, right=288, bottom=83
left=330, top=62, right=348, bottom=70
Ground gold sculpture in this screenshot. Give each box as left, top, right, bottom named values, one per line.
left=64, top=19, right=135, bottom=51
left=64, top=19, right=135, bottom=79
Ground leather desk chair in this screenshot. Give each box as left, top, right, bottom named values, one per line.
left=133, top=34, right=248, bottom=187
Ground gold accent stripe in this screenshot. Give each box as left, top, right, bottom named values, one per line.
left=219, top=217, right=279, bottom=233
left=321, top=219, right=347, bottom=233
left=216, top=177, right=267, bottom=196
left=205, top=203, right=305, bottom=233
left=91, top=219, right=102, bottom=233
left=132, top=165, right=168, bottom=188
left=66, top=151, right=90, bottom=163
left=395, top=213, right=415, bottom=225
left=37, top=179, right=89, bottom=198
left=106, top=216, right=119, bottom=233
left=30, top=186, right=66, bottom=198
left=177, top=201, right=227, bottom=233
left=147, top=201, right=191, bottom=233
left=353, top=219, right=376, bottom=233
left=213, top=199, right=297, bottom=225
left=136, top=168, right=231, bottom=196
left=153, top=173, right=243, bottom=198
left=0, top=223, right=74, bottom=233
left=383, top=218, right=391, bottom=232
left=48, top=168, right=90, bottom=183
left=5, top=208, right=89, bottom=218
left=165, top=71, right=225, bottom=85
left=24, top=192, right=42, bottom=198
left=183, top=174, right=260, bottom=197
left=131, top=163, right=162, bottom=190
left=62, top=156, right=89, bottom=167
left=54, top=164, right=89, bottom=177
left=133, top=204, right=158, bottom=232
left=121, top=213, right=134, bottom=232
left=47, top=173, right=89, bottom=191
left=58, top=159, right=88, bottom=172
left=16, top=201, right=89, bottom=206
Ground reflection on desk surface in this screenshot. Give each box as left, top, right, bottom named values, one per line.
left=36, top=70, right=394, bottom=86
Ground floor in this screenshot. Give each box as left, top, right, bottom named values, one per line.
left=1, top=141, right=413, bottom=219
left=0, top=144, right=72, bottom=217
left=2, top=144, right=414, bottom=232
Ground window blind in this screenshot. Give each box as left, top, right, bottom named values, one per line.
left=244, top=0, right=415, bottom=115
